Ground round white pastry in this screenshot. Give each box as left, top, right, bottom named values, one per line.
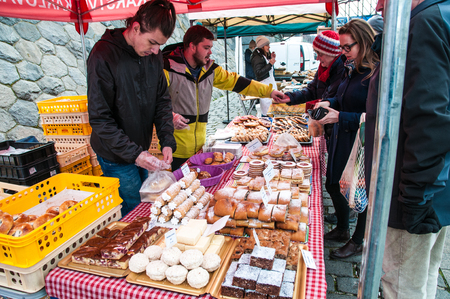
left=201, top=253, right=221, bottom=272
left=144, top=245, right=163, bottom=261
left=146, top=260, right=169, bottom=281
left=165, top=265, right=188, bottom=285
left=129, top=253, right=149, bottom=273
left=180, top=249, right=204, bottom=270
left=161, top=246, right=182, bottom=266
left=187, top=267, right=209, bottom=289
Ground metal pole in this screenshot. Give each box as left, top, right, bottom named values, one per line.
left=222, top=17, right=231, bottom=124
left=331, top=0, right=336, bottom=31
left=75, top=0, right=88, bottom=75
left=359, top=0, right=412, bottom=298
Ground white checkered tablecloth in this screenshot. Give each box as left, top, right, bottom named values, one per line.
left=45, top=130, right=326, bottom=299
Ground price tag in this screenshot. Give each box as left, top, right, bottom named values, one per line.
left=252, top=229, right=260, bottom=247
left=301, top=249, right=317, bottom=270
left=181, top=163, right=190, bottom=177
left=290, top=149, right=297, bottom=163
left=50, top=170, right=57, bottom=176
left=263, top=162, right=274, bottom=183
left=246, top=139, right=263, bottom=153
left=266, top=184, right=273, bottom=196
left=165, top=229, right=177, bottom=248
left=147, top=218, right=157, bottom=231
left=260, top=186, right=269, bottom=207
left=197, top=168, right=201, bottom=173
left=29, top=167, right=36, bottom=175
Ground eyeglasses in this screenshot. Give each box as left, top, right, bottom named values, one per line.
left=339, top=42, right=357, bottom=52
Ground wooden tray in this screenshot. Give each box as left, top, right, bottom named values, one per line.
left=210, top=240, right=308, bottom=299
left=58, top=221, right=150, bottom=278
left=126, top=236, right=235, bottom=296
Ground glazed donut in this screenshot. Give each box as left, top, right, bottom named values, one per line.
left=12, top=213, right=30, bottom=225
left=8, top=223, right=33, bottom=237
left=0, top=213, right=13, bottom=234
left=46, top=206, right=60, bottom=216
left=59, top=200, right=78, bottom=214
left=33, top=213, right=56, bottom=229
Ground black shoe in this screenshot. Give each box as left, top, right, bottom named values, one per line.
left=324, top=228, right=350, bottom=242
left=330, top=239, right=363, bottom=259
left=325, top=212, right=357, bottom=224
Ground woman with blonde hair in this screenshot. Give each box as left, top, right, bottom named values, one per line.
left=317, top=18, right=379, bottom=259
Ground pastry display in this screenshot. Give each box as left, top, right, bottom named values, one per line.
left=146, top=260, right=169, bottom=281
left=201, top=253, right=221, bottom=272
left=161, top=247, right=182, bottom=266
left=187, top=267, right=210, bottom=289
left=180, top=249, right=204, bottom=270
left=129, top=253, right=149, bottom=273
left=272, top=116, right=310, bottom=142
left=165, top=265, right=188, bottom=285
left=144, top=245, right=163, bottom=261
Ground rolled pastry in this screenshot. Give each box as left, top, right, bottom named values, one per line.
left=162, top=183, right=181, bottom=202
left=168, top=191, right=188, bottom=210
left=158, top=214, right=171, bottom=224
left=206, top=206, right=221, bottom=224
left=154, top=196, right=165, bottom=208
left=196, top=193, right=212, bottom=210
left=271, top=205, right=288, bottom=222
left=174, top=198, right=194, bottom=219
left=171, top=217, right=180, bottom=225
left=181, top=206, right=201, bottom=226
left=162, top=206, right=173, bottom=217
left=186, top=179, right=201, bottom=195
left=190, top=186, right=206, bottom=203
left=151, top=206, right=161, bottom=216
left=179, top=172, right=197, bottom=189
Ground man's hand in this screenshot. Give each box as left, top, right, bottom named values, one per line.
left=173, top=112, right=189, bottom=130
left=135, top=151, right=170, bottom=171
left=402, top=202, right=442, bottom=234
left=161, top=147, right=173, bottom=166
left=271, top=91, right=291, bottom=103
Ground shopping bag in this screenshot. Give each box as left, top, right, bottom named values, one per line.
left=339, top=114, right=367, bottom=213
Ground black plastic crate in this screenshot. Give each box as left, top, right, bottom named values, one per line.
left=0, top=153, right=58, bottom=179
left=0, top=164, right=60, bottom=186
left=0, top=140, right=56, bottom=167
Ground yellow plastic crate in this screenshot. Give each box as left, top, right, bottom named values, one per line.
left=40, top=112, right=89, bottom=125
left=54, top=144, right=90, bottom=168
left=0, top=173, right=121, bottom=268
left=93, top=165, right=103, bottom=176
left=42, top=123, right=92, bottom=136
left=60, top=156, right=91, bottom=174
left=36, top=96, right=88, bottom=114
left=77, top=166, right=93, bottom=176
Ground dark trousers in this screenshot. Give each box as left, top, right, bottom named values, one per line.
left=325, top=179, right=367, bottom=245
left=171, top=157, right=188, bottom=172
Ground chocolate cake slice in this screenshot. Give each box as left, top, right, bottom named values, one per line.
left=250, top=246, right=276, bottom=270
left=233, top=264, right=261, bottom=290
left=255, top=269, right=283, bottom=296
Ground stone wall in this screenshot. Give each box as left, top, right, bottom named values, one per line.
left=0, top=15, right=237, bottom=143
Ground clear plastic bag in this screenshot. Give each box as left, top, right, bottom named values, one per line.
left=308, top=118, right=324, bottom=137
left=274, top=132, right=301, bottom=149
left=139, top=170, right=176, bottom=202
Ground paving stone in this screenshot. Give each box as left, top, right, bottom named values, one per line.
left=325, top=260, right=354, bottom=277
left=15, top=40, right=42, bottom=64
left=326, top=274, right=336, bottom=292
left=7, top=125, right=45, bottom=143
left=0, top=22, right=20, bottom=44
left=0, top=84, right=16, bottom=108
left=37, top=21, right=69, bottom=46
left=337, top=277, right=359, bottom=295
left=0, top=41, right=22, bottom=63
left=14, top=22, right=41, bottom=42
left=0, top=60, right=19, bottom=85
left=9, top=100, right=39, bottom=127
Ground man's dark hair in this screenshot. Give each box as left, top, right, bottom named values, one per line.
left=126, top=0, right=176, bottom=38
left=183, top=25, right=214, bottom=50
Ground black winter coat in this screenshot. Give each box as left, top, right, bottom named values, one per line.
left=87, top=29, right=176, bottom=164
left=245, top=48, right=255, bottom=80
left=251, top=48, right=272, bottom=82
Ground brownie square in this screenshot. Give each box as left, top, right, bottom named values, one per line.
left=283, top=269, right=296, bottom=283
left=274, top=241, right=289, bottom=260
left=245, top=289, right=268, bottom=299
left=278, top=282, right=294, bottom=299
left=222, top=273, right=245, bottom=298
left=255, top=269, right=283, bottom=296
left=272, top=259, right=286, bottom=273
left=250, top=246, right=276, bottom=270
left=233, top=264, right=261, bottom=290
left=238, top=253, right=251, bottom=266
left=228, top=261, right=239, bottom=275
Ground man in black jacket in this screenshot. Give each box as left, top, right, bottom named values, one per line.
left=244, top=40, right=256, bottom=80
left=371, top=1, right=450, bottom=297
left=87, top=0, right=177, bottom=216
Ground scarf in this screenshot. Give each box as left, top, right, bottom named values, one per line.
left=318, top=56, right=340, bottom=82
left=344, top=59, right=356, bottom=78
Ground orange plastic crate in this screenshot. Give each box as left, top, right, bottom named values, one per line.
left=37, top=96, right=88, bottom=113
left=42, top=123, right=92, bottom=136
left=54, top=144, right=90, bottom=168
left=93, top=165, right=103, bottom=176
left=40, top=112, right=89, bottom=125
left=60, top=156, right=91, bottom=174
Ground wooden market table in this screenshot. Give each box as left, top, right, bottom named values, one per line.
left=45, top=136, right=327, bottom=299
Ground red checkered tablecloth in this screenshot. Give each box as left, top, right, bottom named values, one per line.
left=45, top=137, right=326, bottom=299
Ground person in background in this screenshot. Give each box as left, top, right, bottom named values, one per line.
left=369, top=1, right=450, bottom=298
left=317, top=19, right=379, bottom=259
left=163, top=26, right=285, bottom=170
left=245, top=40, right=256, bottom=80
left=87, top=0, right=177, bottom=216
left=367, top=14, right=384, bottom=35
left=251, top=36, right=278, bottom=117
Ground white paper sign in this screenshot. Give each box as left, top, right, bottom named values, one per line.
left=147, top=218, right=157, bottom=231
left=252, top=229, right=260, bottom=247
left=260, top=186, right=269, bottom=207
left=263, top=162, right=274, bottom=183
left=165, top=229, right=177, bottom=248
left=266, top=185, right=273, bottom=196
left=181, top=163, right=190, bottom=177
left=246, top=139, right=263, bottom=153
left=290, top=149, right=298, bottom=163
left=301, top=249, right=317, bottom=270
left=204, top=215, right=230, bottom=236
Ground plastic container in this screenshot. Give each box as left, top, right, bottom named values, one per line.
left=0, top=205, right=121, bottom=293
left=0, top=141, right=56, bottom=167
left=92, top=165, right=103, bottom=176
left=0, top=173, right=121, bottom=268
left=77, top=166, right=93, bottom=176
left=0, top=286, right=48, bottom=298
left=59, top=156, right=91, bottom=174
left=44, top=135, right=95, bottom=156
left=54, top=144, right=90, bottom=168
left=39, top=112, right=89, bottom=125
left=42, top=123, right=92, bottom=136
left=173, top=165, right=224, bottom=187
left=189, top=152, right=236, bottom=171
left=0, top=182, right=26, bottom=200
left=0, top=154, right=58, bottom=180
left=139, top=171, right=176, bottom=203
left=2, top=165, right=59, bottom=186
left=36, top=95, right=88, bottom=114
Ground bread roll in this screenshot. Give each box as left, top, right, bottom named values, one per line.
left=214, top=188, right=236, bottom=201
left=278, top=191, right=291, bottom=205
left=289, top=199, right=302, bottom=215
left=226, top=218, right=237, bottom=228
left=214, top=199, right=237, bottom=217
left=271, top=205, right=288, bottom=222
left=234, top=203, right=248, bottom=220
left=268, top=192, right=279, bottom=204
left=0, top=213, right=14, bottom=234
left=33, top=213, right=56, bottom=229
left=59, top=200, right=78, bottom=214
left=247, top=219, right=262, bottom=228
left=258, top=204, right=274, bottom=222
left=233, top=189, right=248, bottom=201
left=246, top=202, right=261, bottom=219
left=206, top=207, right=221, bottom=224
left=276, top=214, right=300, bottom=231
left=45, top=207, right=60, bottom=216
left=246, top=192, right=263, bottom=204
left=261, top=221, right=275, bottom=229
left=8, top=223, right=33, bottom=237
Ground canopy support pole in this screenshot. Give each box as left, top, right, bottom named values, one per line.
left=331, top=0, right=336, bottom=31
left=222, top=17, right=231, bottom=124
left=75, top=0, right=88, bottom=75
left=359, top=0, right=412, bottom=297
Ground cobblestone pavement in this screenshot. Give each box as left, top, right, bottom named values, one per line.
left=207, top=94, right=450, bottom=298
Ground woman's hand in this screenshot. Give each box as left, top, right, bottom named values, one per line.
left=317, top=107, right=339, bottom=124
left=314, top=101, right=330, bottom=109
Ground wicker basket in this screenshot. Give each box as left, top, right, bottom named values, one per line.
left=173, top=165, right=224, bottom=187
left=189, top=152, right=235, bottom=171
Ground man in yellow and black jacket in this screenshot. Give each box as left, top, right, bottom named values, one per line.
left=163, top=25, right=285, bottom=170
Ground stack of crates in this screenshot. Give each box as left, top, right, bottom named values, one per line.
left=37, top=96, right=103, bottom=176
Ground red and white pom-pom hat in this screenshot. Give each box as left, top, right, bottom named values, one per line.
left=313, top=30, right=341, bottom=57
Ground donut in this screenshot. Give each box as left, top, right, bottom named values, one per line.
left=146, top=260, right=169, bottom=281
left=201, top=253, right=221, bottom=272
left=129, top=253, right=149, bottom=273
left=187, top=267, right=209, bottom=289
left=46, top=206, right=60, bottom=216
left=144, top=245, right=163, bottom=261
left=165, top=265, right=188, bottom=285
left=0, top=213, right=14, bottom=234
left=180, top=249, right=203, bottom=270
left=59, top=200, right=78, bottom=214
left=161, top=247, right=182, bottom=266
left=8, top=223, right=33, bottom=237
left=33, top=213, right=56, bottom=229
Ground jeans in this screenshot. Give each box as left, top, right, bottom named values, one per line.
left=97, top=156, right=148, bottom=217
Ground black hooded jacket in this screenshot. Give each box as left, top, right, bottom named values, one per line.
left=87, top=28, right=176, bottom=164
left=251, top=48, right=272, bottom=81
